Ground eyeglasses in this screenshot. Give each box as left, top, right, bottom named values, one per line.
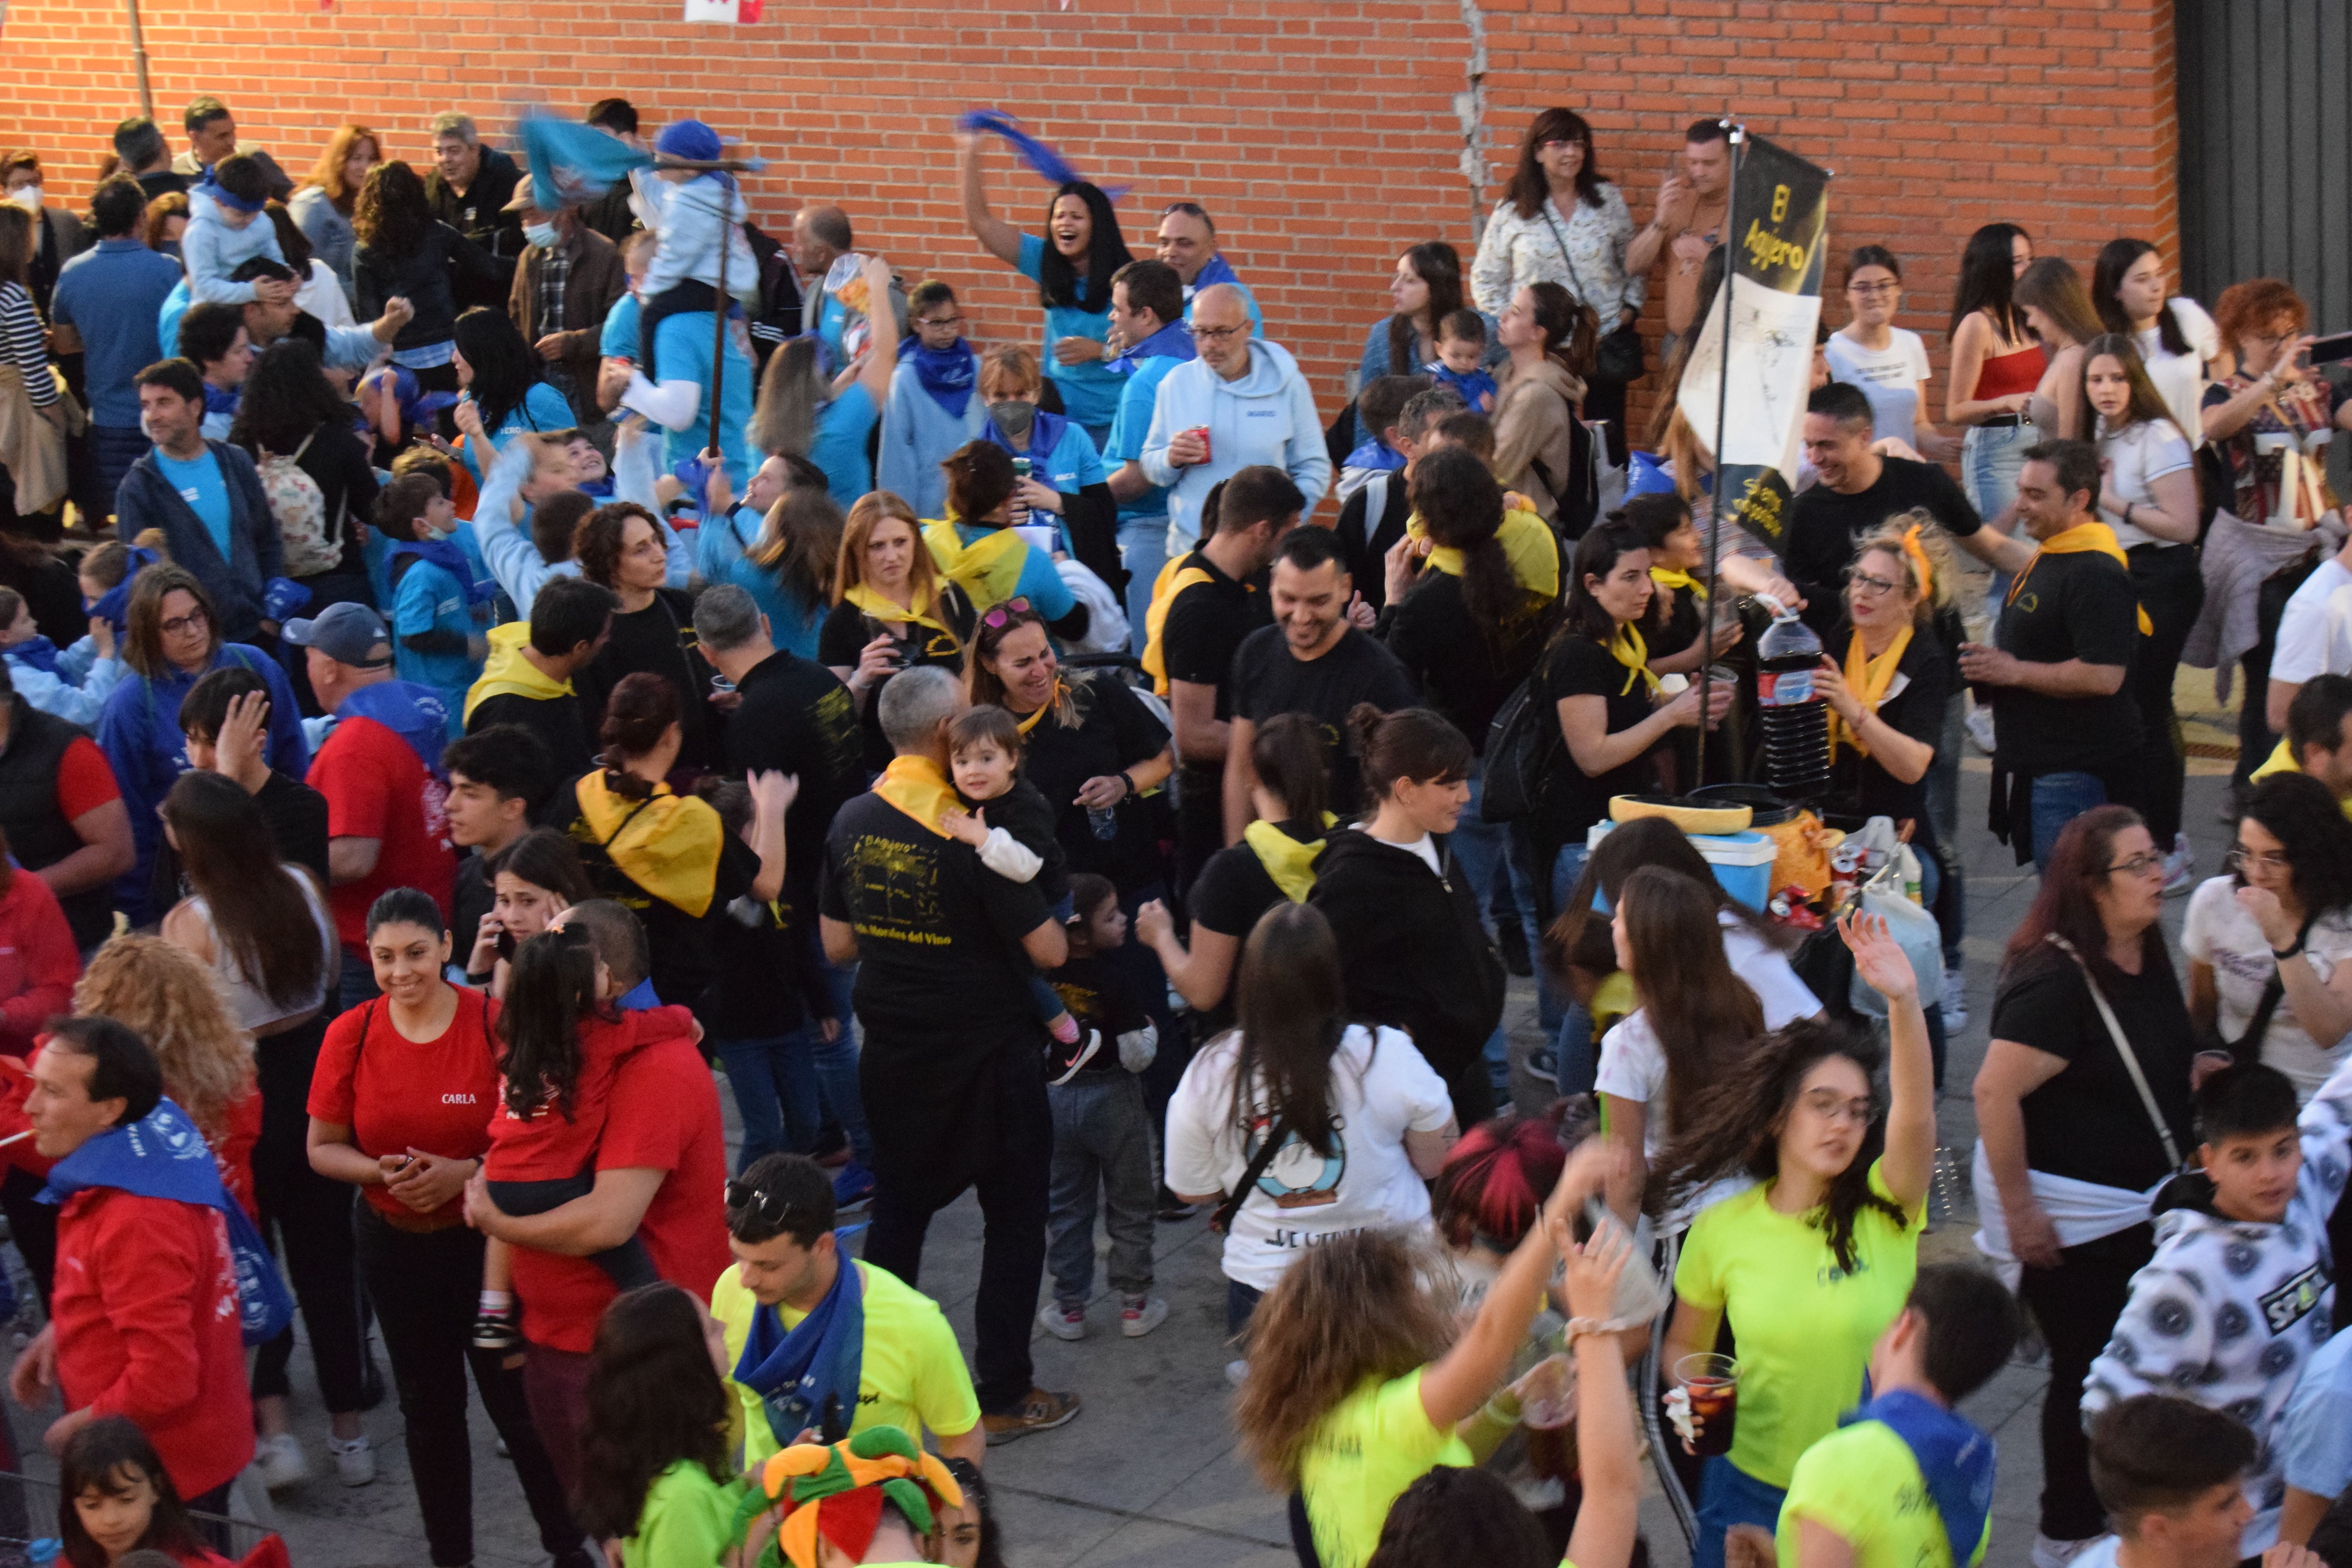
left=1844, top=566, right=1900, bottom=598
left=1798, top=1089, right=1877, bottom=1128
left=979, top=597, right=1034, bottom=631
left=1846, top=281, right=1899, bottom=297
left=159, top=608, right=209, bottom=636
left=1192, top=324, right=1247, bottom=343
left=2226, top=847, right=2291, bottom=872
left=2105, top=853, right=2166, bottom=878
left=724, top=1178, right=789, bottom=1227
left=916, top=315, right=965, bottom=330
left=1537, top=137, right=1581, bottom=152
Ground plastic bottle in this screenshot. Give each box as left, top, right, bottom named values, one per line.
left=1755, top=610, right=1831, bottom=799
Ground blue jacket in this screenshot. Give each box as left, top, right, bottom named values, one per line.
left=114, top=442, right=285, bottom=646
left=97, top=644, right=307, bottom=923
left=876, top=360, right=986, bottom=518
left=2, top=637, right=127, bottom=728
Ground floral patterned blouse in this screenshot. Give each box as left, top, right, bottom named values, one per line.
left=1472, top=184, right=1644, bottom=327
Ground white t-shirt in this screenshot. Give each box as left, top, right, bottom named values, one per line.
left=2269, top=557, right=2352, bottom=687
left=1164, top=1023, right=1454, bottom=1291
left=1824, top=329, right=1932, bottom=446
left=2180, top=874, right=2352, bottom=1100
left=2135, top=296, right=2219, bottom=450
left=2098, top=418, right=2195, bottom=549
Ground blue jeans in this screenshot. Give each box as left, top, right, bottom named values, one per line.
left=1045, top=1073, right=1156, bottom=1303
left=2031, top=770, right=2110, bottom=870
left=1693, top=1456, right=1789, bottom=1568
left=1962, top=419, right=2038, bottom=523
left=1544, top=844, right=1598, bottom=1093
left=1453, top=762, right=1536, bottom=1099
left=761, top=942, right=874, bottom=1170
left=1118, top=514, right=1171, bottom=655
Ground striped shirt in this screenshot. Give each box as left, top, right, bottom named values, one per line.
left=0, top=283, right=56, bottom=407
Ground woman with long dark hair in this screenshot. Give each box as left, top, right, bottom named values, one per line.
left=1943, top=222, right=2043, bottom=523
left=228, top=338, right=377, bottom=665
left=2015, top=256, right=2105, bottom=441
left=448, top=306, right=573, bottom=482
left=1492, top=280, right=1595, bottom=531
left=1972, top=804, right=2194, bottom=1564
left=935, top=1456, right=1007, bottom=1568
left=822, top=490, right=973, bottom=771
left=2093, top=238, right=2223, bottom=446
left=570, top=500, right=713, bottom=768
left=1361, top=241, right=1491, bottom=387
left=1472, top=108, right=1640, bottom=430
left=352, top=161, right=501, bottom=393
left=307, top=889, right=588, bottom=1568
left=58, top=1417, right=230, bottom=1568
left=460, top=826, right=595, bottom=998
left=572, top=1282, right=745, bottom=1559
left=1164, top=900, right=1460, bottom=1335
left=290, top=123, right=380, bottom=306
left=555, top=671, right=789, bottom=1013
left=1656, top=911, right=1935, bottom=1568
left=955, top=129, right=1134, bottom=445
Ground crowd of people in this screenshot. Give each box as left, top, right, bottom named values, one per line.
left=0, top=87, right=2341, bottom=1568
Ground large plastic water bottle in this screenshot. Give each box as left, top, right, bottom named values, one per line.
left=1756, top=610, right=1831, bottom=799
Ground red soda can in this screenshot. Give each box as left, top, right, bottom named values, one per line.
left=1188, top=425, right=1212, bottom=463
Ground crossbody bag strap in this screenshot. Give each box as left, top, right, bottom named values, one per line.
left=1211, top=1112, right=1292, bottom=1235
left=1539, top=203, right=1594, bottom=309
left=2046, top=933, right=2182, bottom=1171
left=2229, top=911, right=2317, bottom=1066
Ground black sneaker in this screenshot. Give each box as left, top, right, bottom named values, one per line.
left=472, top=1310, right=521, bottom=1353
left=1046, top=1027, right=1102, bottom=1086
left=1523, top=1046, right=1560, bottom=1088
left=1496, top=920, right=1533, bottom=978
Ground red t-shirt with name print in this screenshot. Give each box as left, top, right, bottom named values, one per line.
left=309, top=988, right=502, bottom=1223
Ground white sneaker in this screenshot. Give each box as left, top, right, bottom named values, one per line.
left=2032, top=1535, right=2098, bottom=1568
left=1037, top=1301, right=1086, bottom=1341
left=327, top=1432, right=376, bottom=1487
left=1964, top=704, right=1997, bottom=756
left=1941, top=966, right=1968, bottom=1030
left=252, top=1431, right=310, bottom=1491
left=2161, top=832, right=2195, bottom=896
left=1120, top=1294, right=1169, bottom=1338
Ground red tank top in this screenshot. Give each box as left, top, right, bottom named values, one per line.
left=1975, top=342, right=2047, bottom=401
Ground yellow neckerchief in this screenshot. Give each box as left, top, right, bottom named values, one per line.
left=573, top=770, right=727, bottom=917
left=1649, top=564, right=1708, bottom=602
left=1605, top=621, right=1661, bottom=696
left=1141, top=554, right=1220, bottom=696
left=1829, top=624, right=1913, bottom=762
left=843, top=581, right=954, bottom=639
left=463, top=622, right=570, bottom=724
left=2007, top=521, right=2154, bottom=634
left=1405, top=506, right=1562, bottom=601
left=1243, top=814, right=1337, bottom=903
left=871, top=754, right=960, bottom=839
left=922, top=520, right=1029, bottom=610
left=1012, top=678, right=1071, bottom=735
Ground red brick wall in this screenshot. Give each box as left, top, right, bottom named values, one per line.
left=0, top=0, right=2177, bottom=433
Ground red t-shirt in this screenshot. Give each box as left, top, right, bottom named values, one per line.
left=55, top=735, right=121, bottom=820
left=485, top=1004, right=699, bottom=1184
left=509, top=1032, right=730, bottom=1354
left=308, top=988, right=501, bottom=1222
left=216, top=1086, right=261, bottom=1224
left=0, top=868, right=81, bottom=1058
left=305, top=715, right=456, bottom=951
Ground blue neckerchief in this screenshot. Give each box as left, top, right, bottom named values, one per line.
left=202, top=383, right=241, bottom=421
left=91, top=547, right=160, bottom=639
left=1108, top=320, right=1198, bottom=375
left=5, top=637, right=60, bottom=676
left=336, top=680, right=453, bottom=777
left=1189, top=252, right=1241, bottom=295
left=389, top=537, right=496, bottom=606
left=1426, top=363, right=1496, bottom=406
left=984, top=408, right=1070, bottom=471
left=734, top=1240, right=866, bottom=1445
left=900, top=337, right=978, bottom=419
left=617, top=976, right=660, bottom=1011
left=1842, top=1390, right=1995, bottom=1566
left=38, top=1097, right=295, bottom=1346
left=1343, top=438, right=1406, bottom=473
left=579, top=474, right=617, bottom=500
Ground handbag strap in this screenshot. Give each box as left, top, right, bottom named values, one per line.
left=2229, top=912, right=2316, bottom=1065
left=1211, top=1113, right=1292, bottom=1234
left=1537, top=203, right=1595, bottom=309
left=2046, top=934, right=2182, bottom=1170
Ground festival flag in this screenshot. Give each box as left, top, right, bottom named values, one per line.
left=1674, top=131, right=1831, bottom=554
left=684, top=0, right=761, bottom=20
left=516, top=112, right=655, bottom=213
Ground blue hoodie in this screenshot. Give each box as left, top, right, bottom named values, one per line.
left=1139, top=338, right=1332, bottom=549
left=876, top=359, right=987, bottom=518
left=96, top=644, right=308, bottom=923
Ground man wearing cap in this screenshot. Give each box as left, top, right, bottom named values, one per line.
left=289, top=603, right=457, bottom=1003
left=506, top=186, right=627, bottom=423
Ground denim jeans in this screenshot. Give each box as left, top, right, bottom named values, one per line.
left=743, top=938, right=873, bottom=1171
left=1693, top=1455, right=1790, bottom=1568
left=1961, top=419, right=2039, bottom=523
left=1044, top=1073, right=1157, bottom=1303
left=2031, top=770, right=2110, bottom=869
left=1118, top=514, right=1170, bottom=653
left=1453, top=761, right=1537, bottom=1100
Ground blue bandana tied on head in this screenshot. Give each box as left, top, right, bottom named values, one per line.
left=1107, top=320, right=1198, bottom=376
left=735, top=1236, right=867, bottom=1445
left=900, top=337, right=978, bottom=419
left=38, top=1097, right=296, bottom=1346
left=195, top=164, right=266, bottom=215
left=1841, top=1389, right=1996, bottom=1566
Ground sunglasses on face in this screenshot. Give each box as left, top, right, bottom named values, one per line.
left=980, top=597, right=1034, bottom=631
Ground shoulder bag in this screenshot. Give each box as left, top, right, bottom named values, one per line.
left=2045, top=933, right=2185, bottom=1172
left=1541, top=205, right=1644, bottom=386
left=1210, top=1114, right=1292, bottom=1235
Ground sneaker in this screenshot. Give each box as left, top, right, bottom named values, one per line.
left=831, top=1160, right=876, bottom=1212
left=1496, top=921, right=1533, bottom=978
left=252, top=1431, right=310, bottom=1491
left=1045, top=1027, right=1102, bottom=1087
left=1037, top=1301, right=1086, bottom=1341
left=472, top=1310, right=520, bottom=1354
left=327, top=1432, right=376, bottom=1487
left=1940, top=967, right=1968, bottom=1031
left=1523, top=1046, right=1560, bottom=1088
left=2032, top=1535, right=2098, bottom=1568
left=1120, top=1294, right=1169, bottom=1338
left=1964, top=704, right=1996, bottom=756
left=2161, top=832, right=2195, bottom=897
left=981, top=1387, right=1080, bottom=1445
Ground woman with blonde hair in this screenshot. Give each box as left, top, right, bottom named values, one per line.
left=2015, top=257, right=2105, bottom=441
left=821, top=490, right=972, bottom=773
left=290, top=123, right=380, bottom=307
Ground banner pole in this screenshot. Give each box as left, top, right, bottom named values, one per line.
left=124, top=0, right=154, bottom=120
left=1697, top=117, right=1742, bottom=783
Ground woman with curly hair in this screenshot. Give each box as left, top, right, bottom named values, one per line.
left=351, top=161, right=502, bottom=393
left=573, top=1282, right=746, bottom=1563
left=1654, top=911, right=1936, bottom=1568
left=570, top=500, right=710, bottom=768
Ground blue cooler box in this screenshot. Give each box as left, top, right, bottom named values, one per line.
left=1585, top=822, right=1779, bottom=911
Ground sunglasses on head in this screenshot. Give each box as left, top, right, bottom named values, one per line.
left=724, top=1178, right=789, bottom=1227
left=979, top=597, right=1033, bottom=631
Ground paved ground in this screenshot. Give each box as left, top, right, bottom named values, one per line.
left=0, top=722, right=2248, bottom=1568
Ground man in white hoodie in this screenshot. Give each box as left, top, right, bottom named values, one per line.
left=1140, top=284, right=1329, bottom=554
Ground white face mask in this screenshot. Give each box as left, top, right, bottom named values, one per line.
left=523, top=221, right=557, bottom=250
left=7, top=186, right=41, bottom=213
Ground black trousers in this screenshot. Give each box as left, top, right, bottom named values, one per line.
left=2018, top=1221, right=2155, bottom=1542
left=249, top=1014, right=369, bottom=1412
left=2234, top=560, right=2317, bottom=791
left=862, top=1038, right=1051, bottom=1415
left=2125, top=543, right=2205, bottom=846
left=354, top=1207, right=586, bottom=1568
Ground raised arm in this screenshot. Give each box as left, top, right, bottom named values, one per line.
left=1840, top=909, right=1934, bottom=1210
left=955, top=132, right=1025, bottom=269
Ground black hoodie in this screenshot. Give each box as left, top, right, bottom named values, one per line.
left=1308, top=827, right=1505, bottom=1083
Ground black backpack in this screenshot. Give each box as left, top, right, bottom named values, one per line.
left=1479, top=659, right=1558, bottom=825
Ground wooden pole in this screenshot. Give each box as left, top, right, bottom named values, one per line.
left=1695, top=117, right=1742, bottom=783
left=124, top=0, right=154, bottom=120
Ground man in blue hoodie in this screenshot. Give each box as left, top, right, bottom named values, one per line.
left=1101, top=260, right=1196, bottom=648
left=1139, top=285, right=1330, bottom=562
left=288, top=603, right=456, bottom=1004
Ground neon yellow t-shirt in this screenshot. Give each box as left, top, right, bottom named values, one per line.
left=1673, top=1160, right=1926, bottom=1489
left=621, top=1459, right=748, bottom=1568
left=713, top=1258, right=983, bottom=1467
left=1777, top=1419, right=1989, bottom=1568
left=2250, top=738, right=2352, bottom=818
left=1299, top=1367, right=1473, bottom=1568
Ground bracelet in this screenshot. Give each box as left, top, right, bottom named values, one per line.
left=1118, top=769, right=1135, bottom=799
left=2273, top=939, right=2306, bottom=963
left=1564, top=1316, right=1614, bottom=1340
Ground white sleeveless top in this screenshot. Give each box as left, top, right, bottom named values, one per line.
left=189, top=868, right=337, bottom=1032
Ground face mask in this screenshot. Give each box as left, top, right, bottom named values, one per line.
left=988, top=401, right=1035, bottom=442
left=523, top=221, right=557, bottom=250
left=7, top=186, right=40, bottom=213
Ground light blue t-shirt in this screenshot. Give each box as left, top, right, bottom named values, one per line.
left=2283, top=1326, right=2352, bottom=1502
left=52, top=240, right=185, bottom=428
left=154, top=448, right=233, bottom=563
left=1014, top=232, right=1126, bottom=433
left=601, top=292, right=642, bottom=359
left=388, top=553, right=480, bottom=739
left=1103, top=354, right=1184, bottom=523
left=461, top=383, right=579, bottom=481
left=810, top=383, right=879, bottom=510
left=651, top=310, right=755, bottom=490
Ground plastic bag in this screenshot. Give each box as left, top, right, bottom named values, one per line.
left=1849, top=881, right=1944, bottom=1017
